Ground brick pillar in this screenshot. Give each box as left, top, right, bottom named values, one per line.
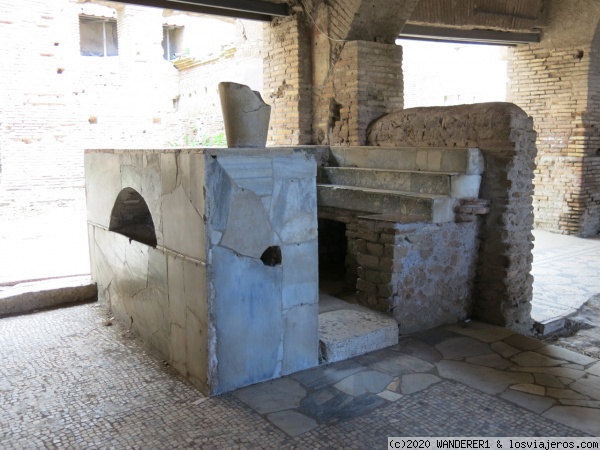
left=314, top=41, right=403, bottom=146
left=508, top=44, right=600, bottom=236
left=263, top=16, right=312, bottom=145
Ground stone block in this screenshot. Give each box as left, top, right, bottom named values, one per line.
left=319, top=308, right=398, bottom=363
left=162, top=184, right=205, bottom=260
left=282, top=304, right=319, bottom=375
left=212, top=246, right=284, bottom=393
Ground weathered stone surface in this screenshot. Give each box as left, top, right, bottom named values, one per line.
left=266, top=410, right=317, bottom=437
left=85, top=152, right=123, bottom=229
left=328, top=146, right=484, bottom=175
left=445, top=321, right=514, bottom=343
left=503, top=334, right=545, bottom=351
left=400, top=374, right=442, bottom=394
left=466, top=353, right=512, bottom=370
left=162, top=184, right=205, bottom=260
left=543, top=406, right=600, bottom=435
left=282, top=304, right=319, bottom=376
left=319, top=309, right=398, bottom=363
left=570, top=375, right=600, bottom=400
left=233, top=378, right=306, bottom=414
left=0, top=276, right=97, bottom=317
left=212, top=246, right=283, bottom=393
left=317, top=184, right=457, bottom=223
left=366, top=103, right=536, bottom=333
left=510, top=383, right=545, bottom=396
left=537, top=345, right=597, bottom=367
left=271, top=178, right=317, bottom=243
left=436, top=360, right=533, bottom=395
left=511, top=351, right=566, bottom=367
left=333, top=370, right=393, bottom=396
left=588, top=362, right=600, bottom=377
left=435, top=337, right=491, bottom=360
left=221, top=189, right=275, bottom=259
left=491, top=341, right=521, bottom=359
left=509, top=366, right=585, bottom=380
left=217, top=155, right=274, bottom=196
left=219, top=82, right=271, bottom=148
left=500, top=390, right=555, bottom=414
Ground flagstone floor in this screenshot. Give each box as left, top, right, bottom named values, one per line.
left=1, top=304, right=599, bottom=449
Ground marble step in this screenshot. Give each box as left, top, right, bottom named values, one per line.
left=328, top=146, right=484, bottom=175
left=317, top=184, right=458, bottom=223
left=319, top=167, right=481, bottom=198
left=318, top=294, right=398, bottom=363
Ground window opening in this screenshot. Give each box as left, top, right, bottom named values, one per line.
left=80, top=16, right=119, bottom=57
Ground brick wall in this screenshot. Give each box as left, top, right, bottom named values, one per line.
left=508, top=44, right=600, bottom=236
left=368, top=103, right=537, bottom=333
left=262, top=16, right=312, bottom=146
left=313, top=41, right=403, bottom=145
left=0, top=0, right=263, bottom=208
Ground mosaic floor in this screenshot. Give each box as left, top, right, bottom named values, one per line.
left=531, top=230, right=600, bottom=331
left=1, top=304, right=599, bottom=449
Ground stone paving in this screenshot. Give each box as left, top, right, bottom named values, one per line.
left=2, top=304, right=599, bottom=450
left=531, top=229, right=600, bottom=333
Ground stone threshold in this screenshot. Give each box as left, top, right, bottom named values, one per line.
left=0, top=275, right=97, bottom=317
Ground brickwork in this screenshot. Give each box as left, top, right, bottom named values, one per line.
left=0, top=0, right=263, bottom=208
left=313, top=41, right=403, bottom=146
left=262, top=16, right=312, bottom=146
left=368, top=103, right=537, bottom=333
left=508, top=44, right=600, bottom=236
left=262, top=0, right=416, bottom=147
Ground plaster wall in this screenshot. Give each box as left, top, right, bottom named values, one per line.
left=86, top=148, right=319, bottom=395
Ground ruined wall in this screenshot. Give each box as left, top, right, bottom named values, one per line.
left=313, top=41, right=403, bottom=146
left=262, top=0, right=418, bottom=146
left=0, top=0, right=262, bottom=209
left=368, top=103, right=537, bottom=333
left=507, top=0, right=600, bottom=236
left=262, top=16, right=312, bottom=146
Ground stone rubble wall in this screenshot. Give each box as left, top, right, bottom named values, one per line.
left=367, top=103, right=537, bottom=333
left=508, top=44, right=600, bottom=236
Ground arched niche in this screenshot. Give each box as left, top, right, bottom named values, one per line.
left=109, top=187, right=157, bottom=247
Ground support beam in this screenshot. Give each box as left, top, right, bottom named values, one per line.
left=111, top=0, right=289, bottom=21
left=399, top=24, right=540, bottom=46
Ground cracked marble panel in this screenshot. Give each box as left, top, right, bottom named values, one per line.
left=85, top=152, right=122, bottom=228
left=141, top=153, right=163, bottom=243
left=161, top=153, right=178, bottom=194
left=281, top=241, right=318, bottom=310
left=217, top=155, right=274, bottom=196
left=212, top=245, right=283, bottom=394
left=273, top=155, right=316, bottom=180
left=282, top=304, right=319, bottom=376
left=162, top=184, right=205, bottom=260
left=121, top=164, right=142, bottom=193
left=270, top=178, right=317, bottom=243
left=221, top=189, right=276, bottom=259
left=205, top=157, right=235, bottom=233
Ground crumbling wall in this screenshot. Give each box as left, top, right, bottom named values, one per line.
left=368, top=103, right=537, bottom=333
left=262, top=0, right=419, bottom=146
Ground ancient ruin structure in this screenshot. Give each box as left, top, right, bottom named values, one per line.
left=3, top=0, right=600, bottom=393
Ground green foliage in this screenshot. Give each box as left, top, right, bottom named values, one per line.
left=168, top=131, right=227, bottom=148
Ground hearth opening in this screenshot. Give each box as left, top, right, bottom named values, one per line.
left=318, top=219, right=356, bottom=298
left=109, top=187, right=157, bottom=247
